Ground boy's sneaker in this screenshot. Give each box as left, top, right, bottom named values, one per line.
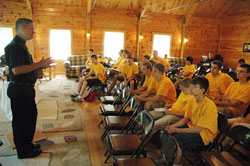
left=70, top=93, right=79, bottom=98
left=72, top=96, right=83, bottom=103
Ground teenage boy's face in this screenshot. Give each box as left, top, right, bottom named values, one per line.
left=152, top=67, right=162, bottom=78
left=127, top=58, right=133, bottom=65
left=153, top=52, right=158, bottom=59
left=211, top=64, right=220, bottom=76
left=180, top=85, right=191, bottom=95
left=142, top=57, right=149, bottom=63
left=236, top=67, right=248, bottom=80
left=190, top=84, right=203, bottom=96
left=91, top=58, right=97, bottom=64
left=142, top=65, right=148, bottom=75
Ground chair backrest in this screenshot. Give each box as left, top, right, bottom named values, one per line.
left=135, top=129, right=178, bottom=166
left=118, top=95, right=135, bottom=116
left=125, top=110, right=154, bottom=140
left=68, top=55, right=88, bottom=65
left=207, top=113, right=228, bottom=151
left=228, top=125, right=250, bottom=151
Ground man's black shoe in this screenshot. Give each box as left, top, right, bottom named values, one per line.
left=18, top=149, right=42, bottom=159
left=32, top=143, right=41, bottom=150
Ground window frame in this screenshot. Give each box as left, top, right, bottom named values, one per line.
left=152, top=32, right=172, bottom=58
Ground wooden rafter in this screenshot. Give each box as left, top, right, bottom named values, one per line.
left=86, top=0, right=92, bottom=54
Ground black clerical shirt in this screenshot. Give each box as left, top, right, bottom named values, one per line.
left=5, top=35, right=37, bottom=84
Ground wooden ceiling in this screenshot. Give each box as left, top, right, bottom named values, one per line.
left=16, top=0, right=250, bottom=18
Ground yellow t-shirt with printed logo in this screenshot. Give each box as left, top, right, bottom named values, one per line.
left=90, top=62, right=106, bottom=83
left=113, top=56, right=126, bottom=68
left=182, top=65, right=196, bottom=78
left=155, top=75, right=176, bottom=104
left=224, top=82, right=250, bottom=117
left=185, top=97, right=218, bottom=145
left=205, top=72, right=234, bottom=100
left=151, top=57, right=169, bottom=71
left=142, top=75, right=156, bottom=93
left=121, top=62, right=139, bottom=80
left=171, top=92, right=193, bottom=114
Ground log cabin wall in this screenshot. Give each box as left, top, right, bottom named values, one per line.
left=31, top=0, right=87, bottom=74
left=218, top=1, right=250, bottom=69
left=1, top=0, right=250, bottom=74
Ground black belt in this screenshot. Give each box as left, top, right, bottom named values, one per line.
left=10, top=81, right=35, bottom=87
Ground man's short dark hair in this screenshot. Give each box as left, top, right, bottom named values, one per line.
left=186, top=56, right=193, bottom=64
left=153, top=63, right=165, bottom=74
left=120, top=49, right=124, bottom=53
left=179, top=78, right=192, bottom=88
left=89, top=49, right=94, bottom=52
left=212, top=60, right=222, bottom=69
left=239, top=64, right=250, bottom=73
left=127, top=54, right=133, bottom=59
left=191, top=77, right=209, bottom=94
left=153, top=50, right=158, bottom=54
left=238, top=59, right=245, bottom=64
left=15, top=18, right=33, bottom=30
left=144, top=55, right=150, bottom=60
left=124, top=50, right=130, bottom=55
left=91, top=54, right=97, bottom=59
left=142, top=62, right=152, bottom=71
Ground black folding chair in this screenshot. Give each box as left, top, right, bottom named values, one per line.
left=114, top=129, right=178, bottom=166
left=104, top=110, right=154, bottom=163
left=101, top=98, right=140, bottom=140
left=98, top=88, right=131, bottom=128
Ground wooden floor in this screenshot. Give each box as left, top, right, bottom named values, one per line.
left=79, top=100, right=112, bottom=166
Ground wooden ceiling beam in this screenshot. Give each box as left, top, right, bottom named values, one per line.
left=25, top=0, right=32, bottom=18
left=87, top=0, right=92, bottom=15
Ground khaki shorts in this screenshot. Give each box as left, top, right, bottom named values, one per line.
left=150, top=111, right=181, bottom=128
left=146, top=99, right=166, bottom=111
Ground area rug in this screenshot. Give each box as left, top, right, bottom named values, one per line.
left=0, top=77, right=82, bottom=133
left=0, top=132, right=91, bottom=166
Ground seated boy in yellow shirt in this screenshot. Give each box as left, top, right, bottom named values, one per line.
left=180, top=56, right=196, bottom=78
left=151, top=50, right=170, bottom=72
left=79, top=48, right=95, bottom=76
left=165, top=77, right=218, bottom=165
left=131, top=62, right=156, bottom=96
left=136, top=63, right=176, bottom=111
left=107, top=50, right=129, bottom=93
left=120, top=54, right=139, bottom=90
left=205, top=60, right=234, bottom=100
left=150, top=78, right=193, bottom=128
left=72, top=54, right=106, bottom=102
left=215, top=64, right=250, bottom=118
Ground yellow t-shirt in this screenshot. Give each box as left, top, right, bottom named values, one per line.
left=205, top=73, right=234, bottom=100
left=224, top=82, right=250, bottom=117
left=185, top=97, right=218, bottom=145
left=142, top=75, right=157, bottom=93
left=121, top=62, right=139, bottom=80
left=86, top=56, right=92, bottom=68
left=182, top=65, right=196, bottom=78
left=155, top=75, right=176, bottom=104
left=90, top=62, right=106, bottom=83
left=151, top=57, right=170, bottom=71
left=171, top=92, right=193, bottom=114
left=113, top=56, right=126, bottom=68
left=117, top=59, right=127, bottom=71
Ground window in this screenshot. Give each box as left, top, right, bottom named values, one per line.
left=50, top=29, right=71, bottom=60
left=153, top=34, right=171, bottom=58
left=0, top=27, right=13, bottom=56
left=104, top=32, right=124, bottom=60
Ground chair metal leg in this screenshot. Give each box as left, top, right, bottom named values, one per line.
left=101, top=129, right=109, bottom=141
left=104, top=153, right=112, bottom=163
left=98, top=119, right=104, bottom=128
left=104, top=149, right=109, bottom=156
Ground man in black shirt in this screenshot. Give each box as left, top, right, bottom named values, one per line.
left=5, top=18, right=53, bottom=159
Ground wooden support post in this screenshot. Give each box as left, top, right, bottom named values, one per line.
left=86, top=0, right=92, bottom=54
left=180, top=18, right=186, bottom=59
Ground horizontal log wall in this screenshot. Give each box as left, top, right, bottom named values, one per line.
left=1, top=0, right=249, bottom=74
left=219, top=16, right=250, bottom=69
